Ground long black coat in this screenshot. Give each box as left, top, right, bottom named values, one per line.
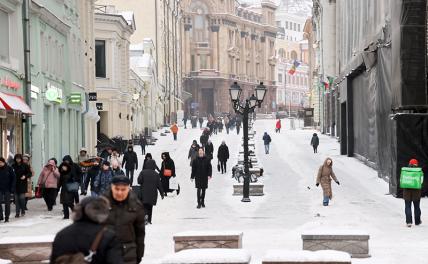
left=58, top=165, right=75, bottom=206
left=104, top=190, right=145, bottom=264
left=0, top=165, right=16, bottom=193
left=51, top=221, right=123, bottom=264
left=12, top=163, right=31, bottom=194
left=122, top=151, right=138, bottom=170
left=137, top=169, right=164, bottom=205
left=311, top=135, right=320, bottom=147
left=160, top=157, right=175, bottom=191
left=205, top=143, right=214, bottom=160
left=191, top=157, right=212, bottom=189
left=217, top=144, right=230, bottom=162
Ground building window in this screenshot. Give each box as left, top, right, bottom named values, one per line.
left=95, top=40, right=106, bottom=78
left=191, top=55, right=195, bottom=71
left=293, top=23, right=296, bottom=31
left=0, top=9, right=9, bottom=62
left=278, top=73, right=283, bottom=83
left=298, top=24, right=301, bottom=31
left=200, top=54, right=207, bottom=69
left=276, top=21, right=281, bottom=27
left=291, top=50, right=298, bottom=60
left=285, top=21, right=288, bottom=29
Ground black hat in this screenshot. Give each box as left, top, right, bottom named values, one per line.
left=111, top=175, right=131, bottom=185
left=103, top=161, right=111, bottom=167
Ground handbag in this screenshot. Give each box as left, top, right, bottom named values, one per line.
left=66, top=182, right=80, bottom=192
left=164, top=169, right=173, bottom=177
left=35, top=186, right=43, bottom=198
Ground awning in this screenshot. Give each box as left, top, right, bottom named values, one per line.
left=0, top=100, right=5, bottom=110
left=0, top=92, right=33, bottom=115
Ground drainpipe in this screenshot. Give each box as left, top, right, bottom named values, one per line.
left=23, top=0, right=32, bottom=155
left=81, top=93, right=90, bottom=148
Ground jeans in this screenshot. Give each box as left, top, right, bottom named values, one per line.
left=0, top=191, right=11, bottom=220
left=63, top=203, right=74, bottom=219
left=264, top=144, right=270, bottom=154
left=15, top=193, right=26, bottom=216
left=73, top=192, right=79, bottom=204
left=144, top=203, right=153, bottom=223
left=81, top=172, right=88, bottom=193
left=126, top=169, right=135, bottom=185
left=197, top=188, right=206, bottom=205
left=141, top=145, right=146, bottom=155
left=313, top=145, right=318, bottom=153
left=323, top=196, right=330, bottom=206
left=405, top=200, right=421, bottom=225
left=220, top=161, right=227, bottom=173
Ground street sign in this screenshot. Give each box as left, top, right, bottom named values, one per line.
left=96, top=103, right=103, bottom=110
left=69, top=93, right=82, bottom=104
left=88, top=92, right=97, bottom=101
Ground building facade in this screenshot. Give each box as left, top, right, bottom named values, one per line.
left=129, top=69, right=146, bottom=137
left=303, top=18, right=317, bottom=125
left=181, top=0, right=278, bottom=116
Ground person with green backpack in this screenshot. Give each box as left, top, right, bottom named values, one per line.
left=400, top=159, right=424, bottom=227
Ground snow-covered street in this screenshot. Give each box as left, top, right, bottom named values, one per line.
left=0, top=119, right=427, bottom=264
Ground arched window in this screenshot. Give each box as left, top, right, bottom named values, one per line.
left=191, top=1, right=209, bottom=42
left=290, top=50, right=298, bottom=60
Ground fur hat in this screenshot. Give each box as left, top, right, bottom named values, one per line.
left=72, top=197, right=110, bottom=224
left=111, top=175, right=131, bottom=185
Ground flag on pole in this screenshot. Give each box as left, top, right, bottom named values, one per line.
left=288, top=60, right=300, bottom=75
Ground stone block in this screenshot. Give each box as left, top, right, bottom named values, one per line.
left=0, top=236, right=53, bottom=263
left=262, top=250, right=352, bottom=264
left=161, top=248, right=251, bottom=264
left=233, top=184, right=264, bottom=196
left=173, top=231, right=243, bottom=253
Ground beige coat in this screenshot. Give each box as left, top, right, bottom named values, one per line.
left=316, top=159, right=338, bottom=199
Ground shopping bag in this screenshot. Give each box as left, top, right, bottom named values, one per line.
left=169, top=177, right=179, bottom=190
left=400, top=167, right=424, bottom=189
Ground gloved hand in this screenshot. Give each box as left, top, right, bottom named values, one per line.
left=336, top=181, right=340, bottom=185
left=316, top=183, right=319, bottom=187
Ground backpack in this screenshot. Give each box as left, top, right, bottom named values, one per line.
left=54, top=227, right=107, bottom=264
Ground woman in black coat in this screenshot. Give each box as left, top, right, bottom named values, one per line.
left=205, top=140, right=214, bottom=161
left=191, top=148, right=212, bottom=209
left=58, top=162, right=77, bottom=219
left=143, top=153, right=160, bottom=172
left=12, top=154, right=31, bottom=217
left=160, top=152, right=175, bottom=196
left=137, top=160, right=164, bottom=224
left=217, top=141, right=230, bottom=174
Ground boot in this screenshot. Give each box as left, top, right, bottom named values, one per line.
left=201, top=201, right=205, bottom=208
left=197, top=204, right=201, bottom=209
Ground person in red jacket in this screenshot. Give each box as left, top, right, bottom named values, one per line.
left=275, top=119, right=282, bottom=133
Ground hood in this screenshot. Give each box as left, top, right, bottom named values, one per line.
left=323, top=157, right=333, bottom=167
left=313, top=133, right=318, bottom=137
left=127, top=146, right=134, bottom=152
left=144, top=153, right=153, bottom=160
left=72, top=197, right=110, bottom=224
left=13, top=154, right=23, bottom=164
left=62, top=155, right=74, bottom=164
left=59, top=162, right=72, bottom=174
left=144, top=159, right=157, bottom=170
left=162, top=152, right=171, bottom=160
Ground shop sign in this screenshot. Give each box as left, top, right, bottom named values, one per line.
left=45, top=83, right=63, bottom=103
left=88, top=92, right=97, bottom=101
left=69, top=93, right=82, bottom=104
left=1, top=77, right=21, bottom=90
left=96, top=103, right=103, bottom=110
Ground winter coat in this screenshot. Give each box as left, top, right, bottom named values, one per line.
left=403, top=189, right=422, bottom=202
left=191, top=156, right=212, bottom=189
left=112, top=168, right=125, bottom=177
left=104, top=190, right=145, bottom=264
left=170, top=124, right=178, bottom=134
left=200, top=134, right=208, bottom=146
left=160, top=153, right=175, bottom=191
left=188, top=145, right=200, bottom=166
left=0, top=165, right=16, bottom=193
left=137, top=168, right=164, bottom=206
left=37, top=164, right=60, bottom=189
left=205, top=143, right=214, bottom=160
left=217, top=144, right=230, bottom=162
left=12, top=163, right=31, bottom=194
left=142, top=159, right=160, bottom=172
left=316, top=160, right=338, bottom=199
left=311, top=135, right=320, bottom=147
left=276, top=120, right=281, bottom=129
left=139, top=137, right=147, bottom=147
left=100, top=150, right=111, bottom=161
left=51, top=221, right=123, bottom=264
left=122, top=151, right=138, bottom=171
left=63, top=155, right=83, bottom=184
left=93, top=169, right=114, bottom=195
left=58, top=163, right=76, bottom=206
left=263, top=133, right=272, bottom=145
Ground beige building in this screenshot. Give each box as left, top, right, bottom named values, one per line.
left=94, top=6, right=135, bottom=139
left=181, top=0, right=278, bottom=115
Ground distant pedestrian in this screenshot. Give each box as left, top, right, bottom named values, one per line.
left=199, top=117, right=204, bottom=128
left=170, top=123, right=179, bottom=141
left=100, top=147, right=112, bottom=161
left=200, top=130, right=209, bottom=148
left=83, top=158, right=101, bottom=197
left=93, top=161, right=113, bottom=197
left=37, top=159, right=60, bottom=211
left=122, top=146, right=138, bottom=185
left=400, top=159, right=424, bottom=227
left=137, top=159, right=164, bottom=225
left=205, top=140, right=214, bottom=161
left=316, top=158, right=339, bottom=206
left=111, top=160, right=125, bottom=177
left=275, top=119, right=282, bottom=133
left=12, top=154, right=31, bottom=218
left=77, top=148, right=89, bottom=195
left=142, top=153, right=160, bottom=172
left=58, top=162, right=77, bottom=219
left=139, top=135, right=148, bottom=155
left=62, top=155, right=82, bottom=204
left=310, top=133, right=320, bottom=153
left=50, top=197, right=123, bottom=264
left=262, top=132, right=272, bottom=154
left=22, top=154, right=34, bottom=209
left=188, top=140, right=200, bottom=167
left=0, top=157, right=15, bottom=222
left=224, top=116, right=230, bottom=134
left=104, top=175, right=145, bottom=264
left=183, top=116, right=188, bottom=129
left=109, top=149, right=121, bottom=167
left=191, top=148, right=212, bottom=209
left=160, top=152, right=175, bottom=196
left=217, top=141, right=230, bottom=174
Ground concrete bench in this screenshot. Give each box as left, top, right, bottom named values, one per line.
left=249, top=167, right=263, bottom=176
left=0, top=235, right=54, bottom=263
left=302, top=230, right=370, bottom=258
left=161, top=249, right=251, bottom=264
left=173, top=231, right=243, bottom=252
left=233, top=184, right=264, bottom=196
left=262, top=250, right=351, bottom=264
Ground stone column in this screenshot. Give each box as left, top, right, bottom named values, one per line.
left=211, top=24, right=219, bottom=70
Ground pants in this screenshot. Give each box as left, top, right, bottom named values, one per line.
left=313, top=145, right=318, bottom=153
left=126, top=169, right=135, bottom=185
left=197, top=188, right=206, bottom=205
left=184, top=121, right=187, bottom=128
left=236, top=126, right=241, bottom=134
left=220, top=161, right=227, bottom=173
left=63, top=203, right=74, bottom=219
left=15, top=193, right=26, bottom=215
left=323, top=196, right=330, bottom=206
left=0, top=191, right=11, bottom=220
left=173, top=133, right=177, bottom=141
left=81, top=172, right=88, bottom=193
left=264, top=144, right=270, bottom=154
left=276, top=128, right=281, bottom=133
left=42, top=188, right=57, bottom=211
left=405, top=200, right=421, bottom=225
left=141, top=145, right=146, bottom=155
left=73, top=192, right=79, bottom=204
left=226, top=127, right=229, bottom=134
left=143, top=203, right=153, bottom=223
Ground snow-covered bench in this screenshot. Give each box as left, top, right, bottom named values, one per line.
left=0, top=235, right=54, bottom=263
left=262, top=250, right=351, bottom=264
left=160, top=248, right=251, bottom=264
left=302, top=230, right=370, bottom=258
left=233, top=183, right=264, bottom=196
left=173, top=231, right=243, bottom=252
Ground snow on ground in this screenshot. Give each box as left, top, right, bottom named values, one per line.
left=0, top=119, right=427, bottom=264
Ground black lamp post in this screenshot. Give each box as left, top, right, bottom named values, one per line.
left=229, top=81, right=267, bottom=202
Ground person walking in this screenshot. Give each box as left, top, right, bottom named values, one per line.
left=100, top=147, right=113, bottom=161
left=200, top=130, right=209, bottom=149
left=93, top=161, right=114, bottom=197
left=0, top=157, right=15, bottom=222
left=310, top=133, right=320, bottom=153
left=170, top=123, right=179, bottom=141
left=160, top=152, right=175, bottom=197
left=84, top=159, right=101, bottom=197
left=191, top=148, right=212, bottom=209
left=12, top=154, right=31, bottom=218
left=139, top=135, right=148, bottom=155
left=62, top=155, right=82, bottom=204
left=224, top=116, right=230, bottom=134
left=50, top=197, right=123, bottom=264
left=122, top=146, right=138, bottom=185
left=400, top=159, right=424, bottom=227
left=37, top=159, right=60, bottom=211
left=316, top=158, right=340, bottom=206
left=104, top=175, right=145, bottom=264
left=262, top=132, right=272, bottom=154
left=183, top=115, right=188, bottom=129
left=58, top=162, right=78, bottom=219
left=199, top=116, right=204, bottom=128
left=275, top=119, right=282, bottom=133
left=111, top=160, right=125, bottom=177
left=205, top=140, right=214, bottom=161
left=77, top=148, right=90, bottom=195
left=217, top=141, right=230, bottom=174
left=188, top=140, right=200, bottom=167
left=142, top=153, right=160, bottom=172
left=137, top=160, right=164, bottom=225
left=22, top=154, right=34, bottom=210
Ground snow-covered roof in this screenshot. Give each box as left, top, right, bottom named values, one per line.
left=119, top=11, right=135, bottom=29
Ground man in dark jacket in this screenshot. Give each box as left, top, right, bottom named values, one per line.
left=200, top=130, right=209, bottom=149
left=104, top=175, right=145, bottom=264
left=191, top=148, right=212, bottom=209
left=310, top=133, right=320, bottom=153
left=51, top=197, right=123, bottom=264
left=12, top=154, right=31, bottom=218
left=217, top=141, right=230, bottom=174
left=122, top=146, right=138, bottom=185
left=262, top=132, right=272, bottom=154
left=198, top=116, right=204, bottom=128
left=137, top=160, right=164, bottom=224
left=139, top=135, right=147, bottom=155
left=0, top=157, right=15, bottom=222
left=63, top=155, right=82, bottom=203
left=205, top=140, right=214, bottom=161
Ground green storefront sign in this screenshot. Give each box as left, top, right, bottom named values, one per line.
left=69, top=93, right=82, bottom=104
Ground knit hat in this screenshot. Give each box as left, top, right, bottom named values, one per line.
left=111, top=175, right=131, bottom=185
left=409, top=159, right=419, bottom=166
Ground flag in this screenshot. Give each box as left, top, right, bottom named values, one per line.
left=320, top=75, right=334, bottom=90
left=288, top=60, right=300, bottom=75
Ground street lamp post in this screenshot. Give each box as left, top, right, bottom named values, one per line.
left=229, top=82, right=267, bottom=202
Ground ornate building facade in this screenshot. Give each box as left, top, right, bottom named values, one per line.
left=182, top=0, right=278, bottom=116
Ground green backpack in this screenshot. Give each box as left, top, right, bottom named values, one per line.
left=400, top=167, right=424, bottom=189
